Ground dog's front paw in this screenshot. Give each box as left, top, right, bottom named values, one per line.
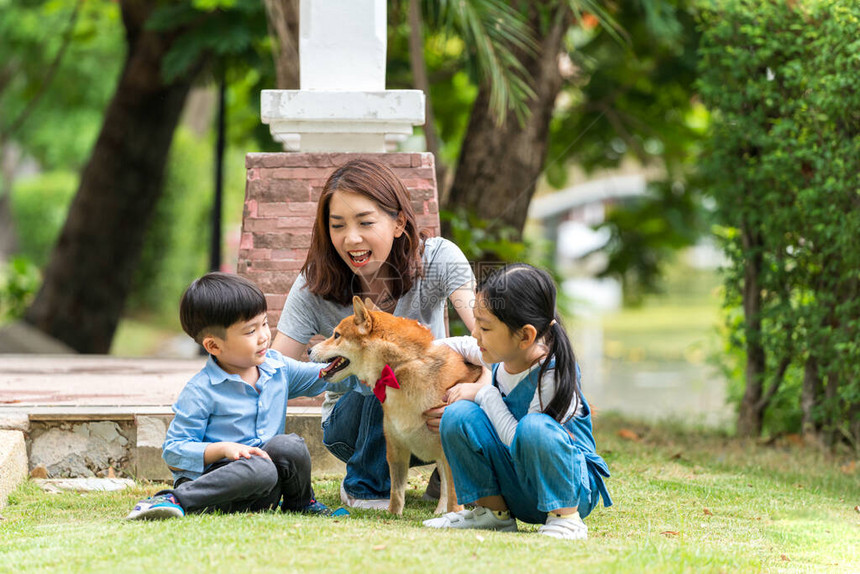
left=388, top=500, right=405, bottom=516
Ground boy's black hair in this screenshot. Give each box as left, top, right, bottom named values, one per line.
left=477, top=263, right=580, bottom=424
left=179, top=272, right=267, bottom=344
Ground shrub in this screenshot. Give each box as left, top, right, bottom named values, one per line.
left=698, top=0, right=860, bottom=446
left=0, top=256, right=40, bottom=322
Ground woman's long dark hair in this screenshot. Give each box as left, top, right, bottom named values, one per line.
left=477, top=263, right=579, bottom=423
left=303, top=159, right=427, bottom=305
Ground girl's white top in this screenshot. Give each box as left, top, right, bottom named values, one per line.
left=440, top=336, right=582, bottom=446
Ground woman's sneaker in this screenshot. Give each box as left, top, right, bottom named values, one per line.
left=339, top=482, right=390, bottom=511
left=125, top=493, right=184, bottom=520
left=423, top=506, right=517, bottom=532
left=538, top=513, right=588, bottom=540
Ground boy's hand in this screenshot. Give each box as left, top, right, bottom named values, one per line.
left=205, top=442, right=270, bottom=465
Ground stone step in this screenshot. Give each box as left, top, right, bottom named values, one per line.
left=0, top=355, right=342, bottom=486
left=0, top=408, right=343, bottom=485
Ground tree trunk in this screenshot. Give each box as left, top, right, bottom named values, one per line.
left=737, top=225, right=766, bottom=437
left=264, top=0, right=300, bottom=89
left=24, top=0, right=204, bottom=353
left=0, top=144, right=20, bottom=260
left=407, top=0, right=446, bottom=191
left=801, top=355, right=824, bottom=446
left=444, top=3, right=569, bottom=238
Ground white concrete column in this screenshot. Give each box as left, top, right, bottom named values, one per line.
left=261, top=0, right=424, bottom=152
left=299, top=0, right=386, bottom=91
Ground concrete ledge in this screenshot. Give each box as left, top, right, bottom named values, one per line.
left=133, top=415, right=174, bottom=483
left=19, top=406, right=174, bottom=421
left=0, top=430, right=28, bottom=510
left=285, top=413, right=345, bottom=475
left=0, top=413, right=29, bottom=431
left=1, top=408, right=342, bottom=481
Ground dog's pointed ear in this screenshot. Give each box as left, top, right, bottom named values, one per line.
left=364, top=297, right=380, bottom=312
left=353, top=296, right=373, bottom=334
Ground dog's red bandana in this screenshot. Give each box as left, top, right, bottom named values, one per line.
left=373, top=364, right=400, bottom=403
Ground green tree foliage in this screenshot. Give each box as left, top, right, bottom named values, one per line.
left=0, top=256, right=40, bottom=321
left=547, top=1, right=702, bottom=182
left=698, top=0, right=860, bottom=446
left=0, top=0, right=123, bottom=169
left=127, top=0, right=276, bottom=316
left=10, top=171, right=77, bottom=266
left=551, top=1, right=706, bottom=298
left=597, top=180, right=702, bottom=303
left=0, top=0, right=123, bottom=264
left=390, top=1, right=707, bottom=295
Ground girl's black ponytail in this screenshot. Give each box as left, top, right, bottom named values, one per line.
left=536, top=312, right=580, bottom=423
left=477, top=264, right=580, bottom=423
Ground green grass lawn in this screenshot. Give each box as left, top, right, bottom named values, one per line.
left=2, top=415, right=857, bottom=573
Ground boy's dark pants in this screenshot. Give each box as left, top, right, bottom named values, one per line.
left=167, top=434, right=314, bottom=514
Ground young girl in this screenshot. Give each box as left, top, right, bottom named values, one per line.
left=424, top=263, right=611, bottom=540
left=270, top=159, right=476, bottom=509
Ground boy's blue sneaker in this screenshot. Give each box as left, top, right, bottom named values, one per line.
left=125, top=493, right=185, bottom=521
left=299, top=498, right=333, bottom=516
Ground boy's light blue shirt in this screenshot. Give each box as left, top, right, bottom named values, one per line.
left=162, top=348, right=356, bottom=482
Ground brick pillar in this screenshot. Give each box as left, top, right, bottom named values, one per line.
left=239, top=152, right=440, bottom=330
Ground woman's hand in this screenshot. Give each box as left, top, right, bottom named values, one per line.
left=423, top=405, right=446, bottom=434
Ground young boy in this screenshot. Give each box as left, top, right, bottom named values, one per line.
left=126, top=272, right=355, bottom=520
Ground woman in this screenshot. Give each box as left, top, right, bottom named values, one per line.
left=271, top=159, right=475, bottom=508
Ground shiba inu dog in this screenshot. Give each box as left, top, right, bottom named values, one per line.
left=310, top=296, right=483, bottom=515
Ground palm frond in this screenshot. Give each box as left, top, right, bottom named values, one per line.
left=427, top=0, right=537, bottom=125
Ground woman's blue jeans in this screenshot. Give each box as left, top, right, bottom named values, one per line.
left=440, top=400, right=599, bottom=524
left=322, top=391, right=390, bottom=499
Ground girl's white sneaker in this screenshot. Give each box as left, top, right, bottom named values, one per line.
left=423, top=506, right=518, bottom=532
left=538, top=513, right=588, bottom=540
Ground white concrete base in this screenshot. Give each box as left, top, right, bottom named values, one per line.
left=261, top=90, right=424, bottom=152
left=0, top=430, right=27, bottom=510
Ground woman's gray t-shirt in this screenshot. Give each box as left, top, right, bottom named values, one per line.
left=277, top=236, right=474, bottom=420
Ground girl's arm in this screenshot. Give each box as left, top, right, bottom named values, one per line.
left=473, top=385, right=520, bottom=446
left=425, top=336, right=487, bottom=433
left=435, top=336, right=485, bottom=366
left=473, top=369, right=581, bottom=446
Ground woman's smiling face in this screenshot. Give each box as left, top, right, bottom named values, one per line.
left=328, top=189, right=405, bottom=281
